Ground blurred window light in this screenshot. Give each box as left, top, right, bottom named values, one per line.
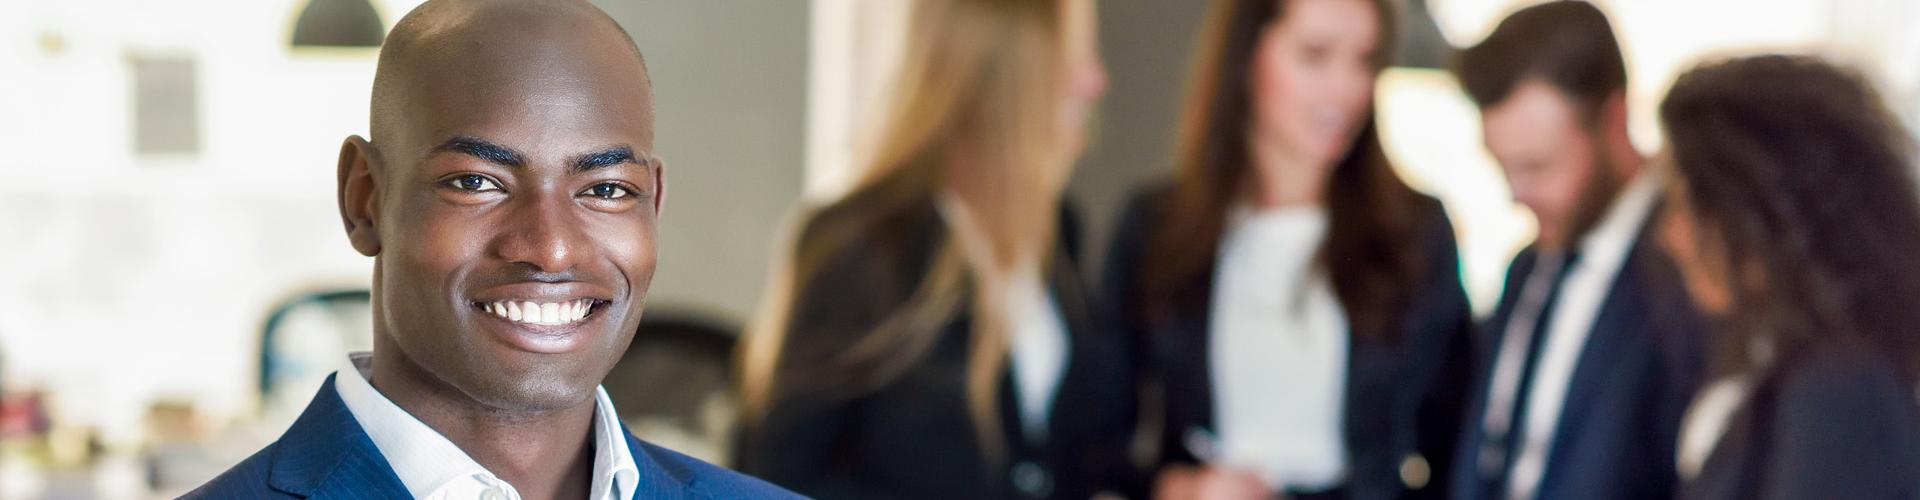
left=129, top=54, right=200, bottom=156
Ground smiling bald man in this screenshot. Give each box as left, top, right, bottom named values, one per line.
left=188, top=1, right=795, bottom=498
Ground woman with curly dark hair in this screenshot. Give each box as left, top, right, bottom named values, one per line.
left=1658, top=54, right=1920, bottom=498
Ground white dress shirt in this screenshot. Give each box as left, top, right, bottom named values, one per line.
left=1208, top=204, right=1350, bottom=491
left=334, top=352, right=640, bottom=500
left=1492, top=171, right=1663, bottom=500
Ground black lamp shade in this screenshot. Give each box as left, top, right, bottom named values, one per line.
left=291, top=0, right=385, bottom=48
left=1395, top=0, right=1452, bottom=69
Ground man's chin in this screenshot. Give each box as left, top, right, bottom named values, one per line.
left=470, top=378, right=601, bottom=413
left=1532, top=226, right=1568, bottom=251
left=455, top=359, right=607, bottom=413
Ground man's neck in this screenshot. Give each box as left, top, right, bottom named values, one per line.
left=366, top=344, right=598, bottom=500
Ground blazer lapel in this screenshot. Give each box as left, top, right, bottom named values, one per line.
left=1451, top=248, right=1537, bottom=499
left=266, top=374, right=410, bottom=499
left=622, top=426, right=699, bottom=498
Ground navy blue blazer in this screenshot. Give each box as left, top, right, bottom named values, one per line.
left=738, top=201, right=1139, bottom=500
left=1103, top=184, right=1475, bottom=500
left=1683, top=344, right=1920, bottom=499
left=1449, top=231, right=1707, bottom=500
left=186, top=374, right=796, bottom=499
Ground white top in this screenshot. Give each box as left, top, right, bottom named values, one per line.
left=1676, top=376, right=1752, bottom=480
left=1004, top=267, right=1071, bottom=442
left=1495, top=171, right=1663, bottom=500
left=1676, top=337, right=1775, bottom=480
left=334, top=352, right=640, bottom=500
left=935, top=195, right=1071, bottom=442
left=1208, top=204, right=1351, bottom=491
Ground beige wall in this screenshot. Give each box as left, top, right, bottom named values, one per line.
left=593, top=0, right=810, bottom=325
left=1065, top=0, right=1213, bottom=276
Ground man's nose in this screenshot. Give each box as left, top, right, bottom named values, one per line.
left=494, top=192, right=591, bottom=274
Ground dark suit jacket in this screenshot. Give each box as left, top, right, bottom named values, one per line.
left=1102, top=184, right=1475, bottom=500
left=1450, top=228, right=1707, bottom=500
left=737, top=201, right=1138, bottom=500
left=1683, top=344, right=1920, bottom=499
left=187, top=374, right=795, bottom=499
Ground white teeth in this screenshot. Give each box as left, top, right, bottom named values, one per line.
left=485, top=300, right=594, bottom=326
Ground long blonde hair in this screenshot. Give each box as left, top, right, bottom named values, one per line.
left=739, top=0, right=1072, bottom=461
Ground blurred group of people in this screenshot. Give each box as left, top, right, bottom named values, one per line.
left=730, top=0, right=1920, bottom=499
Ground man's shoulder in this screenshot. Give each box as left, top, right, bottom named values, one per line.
left=180, top=445, right=295, bottom=499
left=629, top=438, right=801, bottom=499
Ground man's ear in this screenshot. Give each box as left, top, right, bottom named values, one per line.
left=338, top=135, right=383, bottom=256
left=1602, top=90, right=1636, bottom=173
left=651, top=158, right=667, bottom=219
left=1603, top=91, right=1630, bottom=135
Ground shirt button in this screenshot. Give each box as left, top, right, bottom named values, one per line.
left=480, top=487, right=509, bottom=500
left=1011, top=460, right=1053, bottom=498
left=1400, top=453, right=1431, bottom=489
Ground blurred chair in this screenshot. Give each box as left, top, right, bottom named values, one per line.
left=601, top=314, right=742, bottom=467
left=257, top=289, right=374, bottom=417
left=148, top=289, right=374, bottom=497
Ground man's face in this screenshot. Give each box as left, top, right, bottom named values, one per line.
left=1482, top=79, right=1611, bottom=249
left=355, top=28, right=660, bottom=412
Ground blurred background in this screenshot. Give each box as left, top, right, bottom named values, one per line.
left=0, top=0, right=1915, bottom=497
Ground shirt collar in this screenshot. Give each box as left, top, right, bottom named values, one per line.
left=334, top=352, right=640, bottom=500
left=1572, top=168, right=1665, bottom=263
left=591, top=380, right=641, bottom=500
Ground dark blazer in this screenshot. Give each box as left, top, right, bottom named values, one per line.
left=187, top=374, right=794, bottom=499
left=1449, top=227, right=1707, bottom=500
left=737, top=201, right=1139, bottom=500
left=1684, top=344, right=1920, bottom=499
left=1102, top=184, right=1475, bottom=500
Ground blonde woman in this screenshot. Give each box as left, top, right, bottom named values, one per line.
left=734, top=0, right=1130, bottom=498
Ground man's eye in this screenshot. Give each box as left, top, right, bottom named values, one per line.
left=584, top=183, right=633, bottom=200
left=446, top=174, right=501, bottom=192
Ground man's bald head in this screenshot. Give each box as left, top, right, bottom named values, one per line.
left=337, top=0, right=666, bottom=416
left=368, top=0, right=653, bottom=153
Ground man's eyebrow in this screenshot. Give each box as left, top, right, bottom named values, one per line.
left=567, top=145, right=651, bottom=174
left=430, top=136, right=526, bottom=168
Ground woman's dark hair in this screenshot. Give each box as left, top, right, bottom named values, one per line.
left=1142, top=0, right=1434, bottom=339
left=1661, top=54, right=1920, bottom=381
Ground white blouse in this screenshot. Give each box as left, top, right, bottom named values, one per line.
left=1005, top=267, right=1069, bottom=442
left=1208, top=204, right=1351, bottom=490
left=936, top=195, right=1070, bottom=443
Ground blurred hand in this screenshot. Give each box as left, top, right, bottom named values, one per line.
left=1153, top=465, right=1273, bottom=500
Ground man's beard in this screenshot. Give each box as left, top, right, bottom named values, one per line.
left=1559, top=134, right=1626, bottom=249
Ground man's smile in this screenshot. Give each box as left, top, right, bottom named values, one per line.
left=475, top=298, right=608, bottom=326
left=463, top=279, right=621, bottom=353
